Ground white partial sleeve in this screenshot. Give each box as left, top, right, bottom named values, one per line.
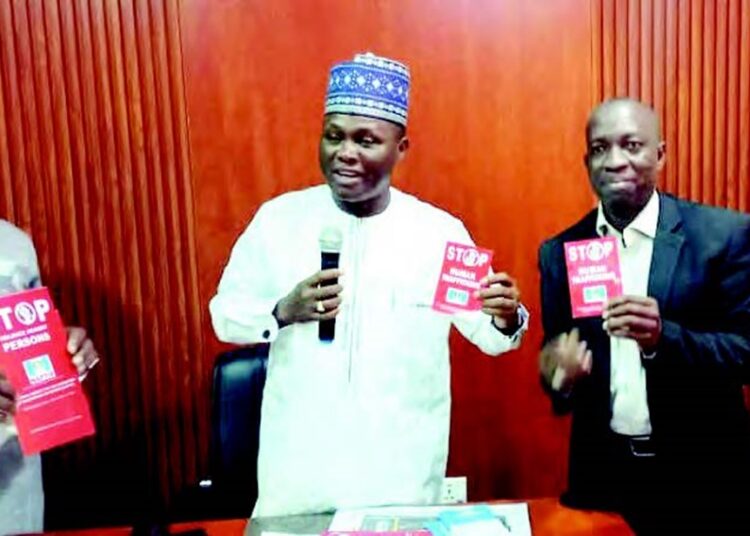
left=0, top=221, right=41, bottom=290
left=209, top=205, right=284, bottom=345
left=453, top=303, right=528, bottom=355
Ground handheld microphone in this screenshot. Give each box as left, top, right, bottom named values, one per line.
left=318, top=226, right=342, bottom=342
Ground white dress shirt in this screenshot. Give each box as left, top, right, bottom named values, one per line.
left=210, top=185, right=528, bottom=516
left=596, top=191, right=660, bottom=436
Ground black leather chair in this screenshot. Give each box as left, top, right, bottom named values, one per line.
left=172, top=344, right=269, bottom=521
left=211, top=344, right=268, bottom=503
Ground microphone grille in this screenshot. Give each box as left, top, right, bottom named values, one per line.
left=319, top=226, right=343, bottom=252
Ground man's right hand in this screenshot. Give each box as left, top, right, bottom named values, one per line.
left=539, top=328, right=592, bottom=392
left=0, top=371, right=15, bottom=423
left=273, top=269, right=343, bottom=328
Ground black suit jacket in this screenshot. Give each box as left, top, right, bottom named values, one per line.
left=538, top=193, right=750, bottom=510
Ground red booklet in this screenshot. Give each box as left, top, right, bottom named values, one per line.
left=0, top=287, right=95, bottom=454
left=564, top=236, right=623, bottom=318
left=432, top=242, right=494, bottom=314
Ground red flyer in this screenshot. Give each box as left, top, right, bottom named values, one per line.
left=564, top=236, right=623, bottom=318
left=432, top=242, right=494, bottom=314
left=0, top=287, right=95, bottom=455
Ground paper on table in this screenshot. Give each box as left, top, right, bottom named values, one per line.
left=329, top=503, right=530, bottom=536
left=261, top=532, right=319, bottom=536
left=432, top=505, right=511, bottom=536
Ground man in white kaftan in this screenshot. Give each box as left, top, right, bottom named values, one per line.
left=210, top=53, right=528, bottom=517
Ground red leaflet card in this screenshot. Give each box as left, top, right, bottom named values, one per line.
left=432, top=242, right=494, bottom=314
left=0, top=287, right=95, bottom=455
left=564, top=236, right=623, bottom=318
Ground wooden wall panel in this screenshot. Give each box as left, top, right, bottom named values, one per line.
left=593, top=0, right=750, bottom=211
left=180, top=0, right=594, bottom=502
left=12, top=0, right=745, bottom=528
left=0, top=0, right=206, bottom=528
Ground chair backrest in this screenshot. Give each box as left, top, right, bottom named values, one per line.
left=210, top=344, right=269, bottom=503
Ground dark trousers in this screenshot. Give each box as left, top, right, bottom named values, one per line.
left=606, top=433, right=749, bottom=536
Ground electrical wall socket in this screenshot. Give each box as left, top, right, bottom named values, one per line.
left=439, top=476, right=468, bottom=504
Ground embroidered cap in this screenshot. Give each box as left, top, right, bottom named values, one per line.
left=324, top=52, right=410, bottom=127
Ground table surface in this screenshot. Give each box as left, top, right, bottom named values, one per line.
left=41, top=498, right=634, bottom=536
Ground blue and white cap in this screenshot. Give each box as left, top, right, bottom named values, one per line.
left=324, top=52, right=410, bottom=127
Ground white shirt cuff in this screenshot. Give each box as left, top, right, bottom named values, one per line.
left=491, top=304, right=529, bottom=343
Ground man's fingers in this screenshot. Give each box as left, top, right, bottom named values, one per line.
left=539, top=343, right=558, bottom=377
left=300, top=284, right=342, bottom=301
left=555, top=330, right=588, bottom=373
left=0, top=376, right=14, bottom=396
left=480, top=272, right=516, bottom=287
left=316, top=307, right=341, bottom=320
left=72, top=355, right=86, bottom=374
left=581, top=350, right=593, bottom=373
left=0, top=397, right=14, bottom=413
left=320, top=296, right=342, bottom=311
left=480, top=296, right=518, bottom=311
left=475, top=285, right=518, bottom=301
left=575, top=340, right=588, bottom=361
left=561, top=341, right=586, bottom=368
left=311, top=296, right=343, bottom=318
left=546, top=329, right=592, bottom=388
left=66, top=326, right=87, bottom=354
left=562, top=328, right=580, bottom=356
left=552, top=331, right=571, bottom=361
left=308, top=269, right=343, bottom=286
left=605, top=294, right=655, bottom=309
left=604, top=301, right=659, bottom=320
left=0, top=376, right=15, bottom=413
left=605, top=315, right=659, bottom=333
left=311, top=284, right=344, bottom=300
left=72, top=339, right=95, bottom=374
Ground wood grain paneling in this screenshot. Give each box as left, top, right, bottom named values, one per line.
left=0, top=0, right=206, bottom=527
left=592, top=0, right=750, bottom=211
left=7, top=0, right=745, bottom=529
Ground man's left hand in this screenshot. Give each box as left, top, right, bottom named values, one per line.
left=603, top=295, right=661, bottom=352
left=475, top=272, right=521, bottom=330
left=66, top=327, right=99, bottom=378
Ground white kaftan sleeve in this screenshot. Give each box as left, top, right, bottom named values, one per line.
left=209, top=205, right=285, bottom=344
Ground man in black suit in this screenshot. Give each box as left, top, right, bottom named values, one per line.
left=538, top=98, right=750, bottom=535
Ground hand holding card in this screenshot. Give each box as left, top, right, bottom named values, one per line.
left=0, top=287, right=95, bottom=454
left=475, top=272, right=521, bottom=330
left=564, top=236, right=623, bottom=318
left=432, top=242, right=494, bottom=314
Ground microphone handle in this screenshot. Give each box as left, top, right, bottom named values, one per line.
left=319, top=251, right=340, bottom=342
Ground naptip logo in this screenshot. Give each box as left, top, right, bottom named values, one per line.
left=14, top=302, right=38, bottom=326
left=462, top=248, right=489, bottom=267
left=567, top=239, right=615, bottom=263
left=586, top=241, right=613, bottom=261
left=447, top=244, right=490, bottom=267
left=23, top=355, right=56, bottom=385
